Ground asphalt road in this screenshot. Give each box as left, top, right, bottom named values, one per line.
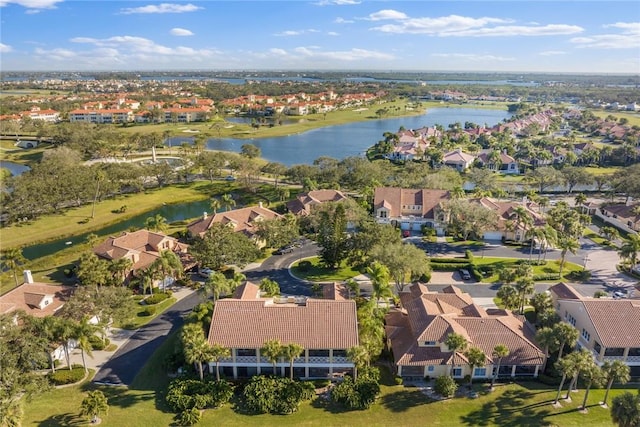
left=93, top=291, right=201, bottom=386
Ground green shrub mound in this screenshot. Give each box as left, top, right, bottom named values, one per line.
left=331, top=368, right=381, bottom=410
left=430, top=258, right=470, bottom=264
left=242, top=376, right=314, bottom=415
left=176, top=407, right=201, bottom=426
left=88, top=335, right=110, bottom=350
left=166, top=378, right=234, bottom=412
left=144, top=292, right=170, bottom=305
left=434, top=375, right=458, bottom=398
left=48, top=364, right=86, bottom=385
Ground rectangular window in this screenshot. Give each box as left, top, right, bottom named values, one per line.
left=308, top=349, right=330, bottom=358
left=424, top=341, right=436, bottom=346
left=581, top=329, right=590, bottom=342
left=473, top=368, right=487, bottom=377
left=428, top=366, right=434, bottom=372
left=594, top=341, right=602, bottom=354
left=452, top=368, right=462, bottom=377
left=237, top=349, right=256, bottom=357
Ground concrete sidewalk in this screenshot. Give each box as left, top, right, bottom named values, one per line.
left=69, top=285, right=197, bottom=373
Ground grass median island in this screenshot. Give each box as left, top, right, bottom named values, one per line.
left=290, top=256, right=361, bottom=282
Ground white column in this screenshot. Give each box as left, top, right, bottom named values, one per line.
left=511, top=365, right=516, bottom=377
left=305, top=349, right=309, bottom=378
left=397, top=365, right=402, bottom=376
left=623, top=347, right=630, bottom=362
left=329, top=349, right=334, bottom=376
left=256, top=348, right=261, bottom=375
left=534, top=365, right=540, bottom=378
left=232, top=349, right=237, bottom=379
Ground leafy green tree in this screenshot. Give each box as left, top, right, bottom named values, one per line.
left=220, top=193, right=236, bottom=212
left=496, top=285, right=520, bottom=311
left=445, top=333, right=467, bottom=376
left=76, top=252, right=111, bottom=287
left=240, top=143, right=261, bottom=159
left=81, top=390, right=108, bottom=424
left=189, top=223, right=261, bottom=271
left=619, top=234, right=640, bottom=269
left=176, top=407, right=201, bottom=426
left=202, top=272, right=231, bottom=303
left=600, top=226, right=621, bottom=243
left=564, top=349, right=593, bottom=400
left=445, top=199, right=499, bottom=240
left=523, top=166, right=565, bottom=193
left=74, top=316, right=97, bottom=374
left=365, top=261, right=392, bottom=303
left=255, top=214, right=299, bottom=249
left=316, top=202, right=349, bottom=269
left=610, top=391, right=640, bottom=427
left=491, top=344, right=509, bottom=390
left=535, top=327, right=559, bottom=373
left=347, top=345, right=370, bottom=381
left=151, top=250, right=183, bottom=292
left=1, top=248, right=27, bottom=288
left=261, top=339, right=283, bottom=376
left=515, top=276, right=534, bottom=314
left=144, top=214, right=168, bottom=233
left=553, top=354, right=580, bottom=405
left=348, top=220, right=401, bottom=267
left=370, top=242, right=430, bottom=292
left=601, top=360, right=631, bottom=407
left=557, top=237, right=580, bottom=278
left=579, top=359, right=604, bottom=411
left=529, top=292, right=553, bottom=324
left=281, top=343, right=304, bottom=380
left=562, top=167, right=593, bottom=193
left=259, top=278, right=280, bottom=297
left=465, top=347, right=487, bottom=385
left=434, top=375, right=458, bottom=398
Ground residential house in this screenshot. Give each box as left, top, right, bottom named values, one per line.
left=386, top=284, right=545, bottom=379
left=187, top=203, right=282, bottom=243
left=93, top=229, right=190, bottom=280
left=476, top=150, right=520, bottom=174
left=373, top=187, right=450, bottom=235
left=207, top=281, right=358, bottom=379
left=0, top=271, right=73, bottom=319
left=442, top=148, right=476, bottom=171
left=286, top=189, right=349, bottom=216
left=549, top=282, right=640, bottom=379
left=599, top=202, right=640, bottom=233
left=470, top=197, right=544, bottom=241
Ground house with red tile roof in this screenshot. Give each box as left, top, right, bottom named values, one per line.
left=373, top=187, right=450, bottom=236
left=386, top=284, right=545, bottom=379
left=0, top=275, right=73, bottom=319
left=469, top=196, right=545, bottom=241
left=476, top=149, right=519, bottom=174
left=549, top=282, right=640, bottom=379
left=187, top=204, right=282, bottom=242
left=207, top=281, right=358, bottom=379
left=442, top=148, right=476, bottom=171
left=599, top=202, right=640, bottom=233
left=286, top=189, right=349, bottom=216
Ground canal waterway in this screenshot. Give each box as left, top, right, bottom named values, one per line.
left=0, top=161, right=30, bottom=176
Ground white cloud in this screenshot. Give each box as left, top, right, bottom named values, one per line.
left=368, top=12, right=583, bottom=37
left=170, top=28, right=194, bottom=36
left=603, top=22, right=640, bottom=34
left=432, top=53, right=514, bottom=62
left=274, top=29, right=319, bottom=36
left=327, top=31, right=339, bottom=36
left=539, top=50, right=566, bottom=56
left=0, top=43, right=13, bottom=53
left=69, top=35, right=219, bottom=57
left=0, top=0, right=62, bottom=9
left=313, top=0, right=360, bottom=5
left=334, top=17, right=354, bottom=24
left=261, top=46, right=394, bottom=62
left=570, top=21, right=640, bottom=49
left=119, top=3, right=202, bottom=14
left=367, top=9, right=408, bottom=21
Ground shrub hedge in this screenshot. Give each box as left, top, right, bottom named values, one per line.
left=144, top=292, right=170, bottom=305
left=48, top=364, right=86, bottom=385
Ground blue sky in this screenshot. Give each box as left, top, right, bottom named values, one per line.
left=1, top=1, right=639, bottom=73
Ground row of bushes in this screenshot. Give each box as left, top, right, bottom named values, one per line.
left=431, top=262, right=473, bottom=271
left=166, top=378, right=234, bottom=412
left=143, top=292, right=172, bottom=305
left=88, top=335, right=110, bottom=351
left=430, top=258, right=470, bottom=264
left=48, top=364, right=86, bottom=385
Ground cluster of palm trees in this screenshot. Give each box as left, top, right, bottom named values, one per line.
left=496, top=262, right=535, bottom=314
left=260, top=339, right=305, bottom=380
left=444, top=332, right=510, bottom=389
left=139, top=249, right=183, bottom=295
left=181, top=322, right=230, bottom=381
left=200, top=271, right=246, bottom=302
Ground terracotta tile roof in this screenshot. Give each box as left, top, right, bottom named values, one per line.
left=0, top=282, right=73, bottom=317
left=187, top=205, right=281, bottom=238
left=208, top=297, right=359, bottom=350
left=549, top=282, right=582, bottom=300
left=582, top=300, right=640, bottom=348
left=387, top=284, right=544, bottom=367
left=286, top=190, right=349, bottom=216
left=471, top=197, right=545, bottom=230
left=373, top=187, right=450, bottom=219
left=601, top=203, right=640, bottom=224
left=232, top=281, right=262, bottom=299
left=322, top=282, right=349, bottom=301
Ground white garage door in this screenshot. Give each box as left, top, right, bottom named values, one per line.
left=411, top=223, right=423, bottom=231
left=400, top=222, right=410, bottom=231
left=483, top=231, right=503, bottom=241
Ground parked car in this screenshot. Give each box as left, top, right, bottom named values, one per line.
left=402, top=230, right=411, bottom=238
left=459, top=269, right=471, bottom=280
left=274, top=245, right=294, bottom=255
left=199, top=267, right=214, bottom=279
left=225, top=175, right=236, bottom=181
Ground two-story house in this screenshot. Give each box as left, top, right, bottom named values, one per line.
left=286, top=189, right=349, bottom=216
left=207, top=282, right=358, bottom=379
left=549, top=282, right=640, bottom=379
left=373, top=187, right=450, bottom=236
left=386, top=284, right=545, bottom=380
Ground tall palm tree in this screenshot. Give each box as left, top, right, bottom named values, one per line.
left=535, top=327, right=559, bottom=373
left=539, top=225, right=558, bottom=262
left=579, top=360, right=603, bottom=411
left=144, top=214, right=168, bottom=233
left=343, top=278, right=360, bottom=299
left=261, top=339, right=283, bottom=376
left=490, top=344, right=509, bottom=390
left=109, top=257, right=133, bottom=285
left=54, top=317, right=76, bottom=370
left=152, top=250, right=183, bottom=292
left=221, top=193, right=236, bottom=212
left=202, top=272, right=231, bottom=303
left=74, top=317, right=97, bottom=374
left=181, top=323, right=213, bottom=381
left=553, top=355, right=579, bottom=405
left=565, top=349, right=592, bottom=400
left=1, top=248, right=27, bottom=287
left=445, top=332, right=467, bottom=376
left=515, top=276, right=534, bottom=314
left=81, top=390, right=109, bottom=424
left=210, top=198, right=221, bottom=214
left=464, top=347, right=487, bottom=386
left=209, top=343, right=231, bottom=382
left=610, top=391, right=640, bottom=427
left=557, top=237, right=580, bottom=279
left=281, top=343, right=304, bottom=380
left=574, top=193, right=588, bottom=210
left=619, top=234, right=640, bottom=269
left=511, top=206, right=533, bottom=243
left=347, top=345, right=370, bottom=381
left=366, top=261, right=392, bottom=304
left=553, top=322, right=579, bottom=360
left=601, top=360, right=631, bottom=407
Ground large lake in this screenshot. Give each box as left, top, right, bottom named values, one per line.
left=168, top=107, right=513, bottom=166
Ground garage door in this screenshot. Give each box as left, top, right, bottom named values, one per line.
left=483, top=231, right=503, bottom=241
left=411, top=223, right=423, bottom=231
left=400, top=222, right=410, bottom=230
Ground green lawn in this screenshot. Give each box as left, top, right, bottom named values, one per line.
left=117, top=296, right=178, bottom=330
left=471, top=257, right=583, bottom=283
left=291, top=257, right=361, bottom=282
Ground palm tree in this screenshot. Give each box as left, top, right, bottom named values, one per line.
left=281, top=343, right=304, bottom=380
left=1, top=248, right=27, bottom=287
left=261, top=339, right=283, bottom=376
left=144, top=214, right=168, bottom=233
left=553, top=355, right=579, bottom=405
left=610, top=391, right=640, bottom=427
left=601, top=360, right=631, bottom=407
left=81, top=390, right=108, bottom=424
left=579, top=360, right=603, bottom=411
left=557, top=237, right=580, bottom=278
left=54, top=317, right=75, bottom=370
left=565, top=349, right=593, bottom=400
left=152, top=250, right=183, bottom=292
left=535, top=327, right=559, bottom=373
left=210, top=198, right=221, bottom=214
left=366, top=261, right=392, bottom=304
left=343, top=278, right=360, bottom=299
left=109, top=257, right=133, bottom=285
left=181, top=323, right=213, bottom=381
left=221, top=193, right=236, bottom=212
left=619, top=234, right=640, bottom=269
left=465, top=347, right=487, bottom=386
left=539, top=225, right=558, bottom=262
left=445, top=332, right=467, bottom=376
left=347, top=345, right=370, bottom=381
left=202, top=272, right=231, bottom=304
left=515, top=276, right=534, bottom=314
left=553, top=322, right=579, bottom=360
left=574, top=193, right=587, bottom=209
left=490, top=344, right=509, bottom=390
left=511, top=206, right=533, bottom=243
left=74, top=316, right=97, bottom=374
left=209, top=343, right=230, bottom=381
left=229, top=272, right=246, bottom=290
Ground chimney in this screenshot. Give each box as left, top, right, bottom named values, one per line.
left=626, top=197, right=633, bottom=206
left=23, top=270, right=34, bottom=284
left=259, top=202, right=263, bottom=208
left=203, top=211, right=208, bottom=220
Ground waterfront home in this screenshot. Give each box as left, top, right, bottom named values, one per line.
left=373, top=187, right=450, bottom=236
left=286, top=189, right=349, bottom=216
left=549, top=282, right=640, bottom=379
left=476, top=149, right=520, bottom=174
left=442, top=148, right=476, bottom=171
left=207, top=281, right=358, bottom=379
left=386, top=284, right=545, bottom=380
left=470, top=197, right=544, bottom=241
left=187, top=204, right=281, bottom=243
left=0, top=271, right=73, bottom=319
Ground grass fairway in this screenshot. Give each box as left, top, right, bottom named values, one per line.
left=290, top=256, right=361, bottom=282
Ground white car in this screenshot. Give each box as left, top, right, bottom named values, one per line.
left=199, top=267, right=214, bottom=279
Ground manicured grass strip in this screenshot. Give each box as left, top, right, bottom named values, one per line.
left=118, top=297, right=177, bottom=330
left=471, top=257, right=583, bottom=283
left=291, top=256, right=361, bottom=282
